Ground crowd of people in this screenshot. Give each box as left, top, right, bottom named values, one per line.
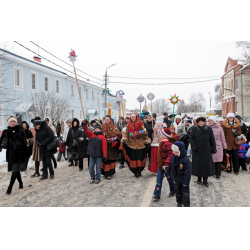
left=0, top=111, right=250, bottom=207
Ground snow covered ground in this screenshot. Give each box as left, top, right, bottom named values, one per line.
left=0, top=149, right=6, bottom=164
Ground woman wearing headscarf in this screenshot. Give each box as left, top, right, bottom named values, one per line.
left=148, top=116, right=163, bottom=174
left=208, top=116, right=227, bottom=179
left=101, top=115, right=121, bottom=179
left=121, top=113, right=151, bottom=177
left=0, top=116, right=30, bottom=195
left=66, top=118, right=79, bottom=166
left=174, top=115, right=186, bottom=137
left=189, top=117, right=216, bottom=187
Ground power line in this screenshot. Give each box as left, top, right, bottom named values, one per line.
left=109, top=75, right=222, bottom=80
left=30, top=41, right=103, bottom=83
left=14, top=41, right=102, bottom=87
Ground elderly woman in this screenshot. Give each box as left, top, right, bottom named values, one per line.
left=223, top=113, right=242, bottom=174
left=190, top=117, right=216, bottom=187
left=174, top=115, right=186, bottom=137
left=208, top=116, right=227, bottom=179
left=121, top=113, right=151, bottom=177
left=0, top=116, right=30, bottom=195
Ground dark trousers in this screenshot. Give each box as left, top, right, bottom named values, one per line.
left=227, top=149, right=239, bottom=173
left=175, top=184, right=190, bottom=207
left=57, top=152, right=66, bottom=161
left=7, top=172, right=23, bottom=192
left=239, top=158, right=247, bottom=170
left=42, top=155, right=54, bottom=178
left=24, top=156, right=30, bottom=170
left=52, top=155, right=56, bottom=166
left=79, top=156, right=90, bottom=170
left=214, top=162, right=221, bottom=176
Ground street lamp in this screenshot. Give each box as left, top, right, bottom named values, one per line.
left=147, top=92, right=155, bottom=128
left=104, top=64, right=116, bottom=115
left=208, top=92, right=212, bottom=110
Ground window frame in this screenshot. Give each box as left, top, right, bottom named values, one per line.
left=31, top=71, right=39, bottom=93
left=86, top=88, right=89, bottom=99
left=56, top=79, right=61, bottom=96
left=14, top=66, right=23, bottom=90
left=44, top=75, right=50, bottom=94
left=71, top=84, right=74, bottom=97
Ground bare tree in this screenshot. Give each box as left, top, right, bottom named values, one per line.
left=177, top=99, right=188, bottom=113
left=30, top=91, right=70, bottom=125
left=214, top=82, right=222, bottom=109
left=187, top=92, right=206, bottom=112
left=236, top=41, right=250, bottom=65
left=152, top=98, right=171, bottom=114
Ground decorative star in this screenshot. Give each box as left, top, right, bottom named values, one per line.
left=169, top=93, right=181, bottom=105
left=68, top=49, right=78, bottom=62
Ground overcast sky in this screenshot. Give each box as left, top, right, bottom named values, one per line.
left=1, top=41, right=242, bottom=112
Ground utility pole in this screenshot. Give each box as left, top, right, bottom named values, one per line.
left=104, top=70, right=107, bottom=116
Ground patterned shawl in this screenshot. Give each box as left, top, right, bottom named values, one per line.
left=128, top=114, right=143, bottom=133
left=102, top=121, right=121, bottom=138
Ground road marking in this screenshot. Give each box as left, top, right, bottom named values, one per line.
left=140, top=175, right=156, bottom=207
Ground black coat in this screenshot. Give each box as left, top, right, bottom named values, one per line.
left=189, top=125, right=216, bottom=177
left=0, top=125, right=30, bottom=172
left=35, top=121, right=57, bottom=158
left=144, top=120, right=155, bottom=141
left=21, top=121, right=33, bottom=157
left=240, top=123, right=247, bottom=136
left=163, top=118, right=172, bottom=128
left=74, top=127, right=89, bottom=159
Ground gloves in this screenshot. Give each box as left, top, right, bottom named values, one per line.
left=103, top=158, right=108, bottom=163
left=0, top=147, right=2, bottom=152
left=163, top=165, right=169, bottom=171
left=82, top=120, right=88, bottom=126
left=223, top=149, right=227, bottom=155
left=211, top=149, right=217, bottom=154
left=40, top=142, right=45, bottom=147
left=232, top=129, right=239, bottom=137
left=79, top=137, right=84, bottom=142
left=112, top=141, right=118, bottom=147
left=121, top=138, right=128, bottom=143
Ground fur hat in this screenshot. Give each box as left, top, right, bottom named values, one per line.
left=163, top=112, right=168, bottom=116
left=94, top=124, right=102, bottom=130
left=171, top=144, right=180, bottom=156
left=7, top=116, right=17, bottom=125
left=227, top=113, right=235, bottom=118
left=90, top=120, right=96, bottom=125
left=187, top=119, right=192, bottom=124
left=196, top=117, right=206, bottom=123
left=218, top=117, right=224, bottom=122
left=156, top=116, right=164, bottom=124
left=175, top=115, right=182, bottom=120
left=160, top=128, right=172, bottom=139
left=208, top=116, right=217, bottom=124
left=31, top=116, right=41, bottom=123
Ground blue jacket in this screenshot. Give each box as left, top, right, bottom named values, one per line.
left=170, top=141, right=192, bottom=186
left=238, top=143, right=249, bottom=159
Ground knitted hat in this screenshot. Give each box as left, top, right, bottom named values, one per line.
left=155, top=116, right=164, bottom=124
left=90, top=120, right=96, bottom=125
left=94, top=124, right=102, bottom=130
left=227, top=113, right=235, bottom=118
left=218, top=117, right=224, bottom=122
left=175, top=115, right=182, bottom=120
left=196, top=117, right=206, bottom=123
left=208, top=116, right=217, bottom=124
left=7, top=116, right=17, bottom=125
left=171, top=144, right=180, bottom=156
left=160, top=128, right=171, bottom=139
left=187, top=119, right=192, bottom=124
left=31, top=116, right=41, bottom=123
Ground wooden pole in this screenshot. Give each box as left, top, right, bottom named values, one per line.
left=72, top=61, right=85, bottom=120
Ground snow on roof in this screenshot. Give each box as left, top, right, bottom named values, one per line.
left=239, top=64, right=250, bottom=71
left=14, top=102, right=35, bottom=113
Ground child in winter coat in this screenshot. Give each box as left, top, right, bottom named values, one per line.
left=238, top=135, right=249, bottom=171
left=57, top=138, right=66, bottom=161
left=170, top=141, right=192, bottom=207
left=83, top=120, right=107, bottom=184
left=153, top=128, right=176, bottom=201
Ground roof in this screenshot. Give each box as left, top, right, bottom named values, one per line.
left=239, top=64, right=250, bottom=71
left=0, top=48, right=67, bottom=76
left=14, top=102, right=36, bottom=113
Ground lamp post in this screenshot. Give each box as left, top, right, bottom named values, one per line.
left=208, top=92, right=212, bottom=110
left=136, top=94, right=145, bottom=114
left=104, top=64, right=116, bottom=116
left=147, top=92, right=155, bottom=128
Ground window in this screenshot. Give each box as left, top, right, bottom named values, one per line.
left=56, top=80, right=60, bottom=95
left=235, top=79, right=238, bottom=90
left=86, top=88, right=89, bottom=98
left=0, top=61, right=2, bottom=87
left=31, top=72, right=38, bottom=92
left=0, top=104, right=3, bottom=127
left=71, top=85, right=74, bottom=96
left=44, top=76, right=50, bottom=93
left=235, top=102, right=238, bottom=113
left=72, top=110, right=74, bottom=118
left=231, top=79, right=233, bottom=89
left=92, top=90, right=95, bottom=99
left=14, top=66, right=23, bottom=90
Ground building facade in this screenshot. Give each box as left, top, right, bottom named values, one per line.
left=0, top=49, right=111, bottom=130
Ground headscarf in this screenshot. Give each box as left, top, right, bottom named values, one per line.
left=102, top=119, right=121, bottom=138
left=128, top=113, right=143, bottom=133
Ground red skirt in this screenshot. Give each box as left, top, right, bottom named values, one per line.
left=148, top=146, right=158, bottom=173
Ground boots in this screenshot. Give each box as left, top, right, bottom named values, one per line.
left=197, top=177, right=202, bottom=184
left=68, top=160, right=74, bottom=166
left=31, top=162, right=40, bottom=178
left=6, top=172, right=18, bottom=195
left=16, top=172, right=23, bottom=189
left=203, top=177, right=209, bottom=187
left=75, top=160, right=78, bottom=166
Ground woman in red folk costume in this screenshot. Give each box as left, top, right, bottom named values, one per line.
left=121, top=113, right=151, bottom=177
left=101, top=115, right=121, bottom=179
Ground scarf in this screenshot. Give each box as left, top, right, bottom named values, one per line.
left=102, top=121, right=121, bottom=138
left=128, top=115, right=143, bottom=133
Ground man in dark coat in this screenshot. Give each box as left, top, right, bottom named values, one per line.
left=74, top=121, right=89, bottom=172
left=56, top=122, right=61, bottom=137
left=163, top=112, right=172, bottom=128
left=144, top=115, right=155, bottom=166
left=34, top=120, right=57, bottom=180
left=189, top=117, right=216, bottom=187
left=66, top=118, right=79, bottom=166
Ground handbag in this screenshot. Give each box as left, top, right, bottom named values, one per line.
left=235, top=136, right=246, bottom=145
left=0, top=131, right=8, bottom=149
left=47, top=136, right=60, bottom=151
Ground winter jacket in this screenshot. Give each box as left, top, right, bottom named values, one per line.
left=144, top=120, right=155, bottom=141
left=208, top=122, right=227, bottom=162
left=21, top=121, right=34, bottom=157
left=58, top=141, right=66, bottom=153
left=174, top=117, right=186, bottom=137
left=223, top=118, right=242, bottom=150
left=157, top=137, right=176, bottom=170
left=45, top=117, right=56, bottom=135
left=170, top=141, right=192, bottom=186
left=238, top=143, right=249, bottom=159
left=163, top=118, right=172, bottom=128
left=0, top=125, right=30, bottom=172
left=190, top=125, right=216, bottom=177
left=35, top=121, right=57, bottom=158
left=74, top=125, right=89, bottom=159
left=83, top=124, right=107, bottom=159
